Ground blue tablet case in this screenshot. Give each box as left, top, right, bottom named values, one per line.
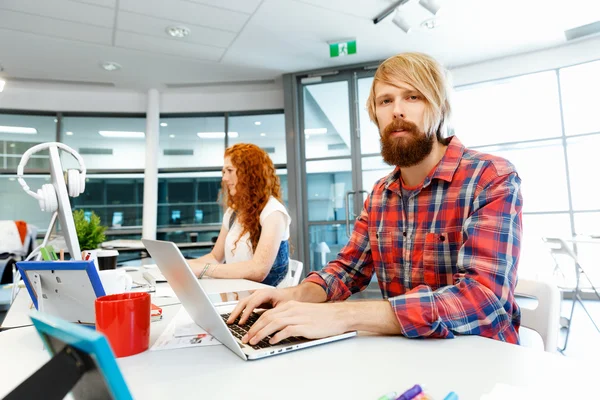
left=30, top=310, right=133, bottom=399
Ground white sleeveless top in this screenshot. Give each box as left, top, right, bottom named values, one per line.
left=222, top=196, right=291, bottom=264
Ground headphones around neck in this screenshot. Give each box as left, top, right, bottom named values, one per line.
left=16, top=142, right=86, bottom=213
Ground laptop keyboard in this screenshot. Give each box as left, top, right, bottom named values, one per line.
left=221, top=312, right=304, bottom=350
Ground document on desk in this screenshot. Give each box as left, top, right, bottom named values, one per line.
left=150, top=308, right=222, bottom=351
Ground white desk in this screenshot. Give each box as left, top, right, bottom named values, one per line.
left=1, top=279, right=595, bottom=399
left=0, top=268, right=266, bottom=329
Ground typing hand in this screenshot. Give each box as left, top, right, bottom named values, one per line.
left=242, top=301, right=349, bottom=345
left=227, top=288, right=294, bottom=326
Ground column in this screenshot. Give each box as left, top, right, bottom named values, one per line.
left=142, top=89, right=160, bottom=239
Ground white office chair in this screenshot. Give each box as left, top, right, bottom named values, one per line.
left=515, top=278, right=561, bottom=353
left=542, top=237, right=600, bottom=353
left=277, top=259, right=304, bottom=288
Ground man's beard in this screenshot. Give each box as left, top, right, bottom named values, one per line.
left=380, top=119, right=434, bottom=167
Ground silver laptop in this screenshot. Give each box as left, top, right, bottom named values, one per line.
left=141, top=239, right=356, bottom=360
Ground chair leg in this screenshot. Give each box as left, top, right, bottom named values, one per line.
left=558, top=293, right=577, bottom=354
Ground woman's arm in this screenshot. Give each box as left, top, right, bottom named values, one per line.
left=187, top=224, right=227, bottom=277
left=204, top=211, right=287, bottom=282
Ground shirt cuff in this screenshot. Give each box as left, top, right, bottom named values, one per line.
left=304, top=271, right=352, bottom=302
left=387, top=286, right=452, bottom=339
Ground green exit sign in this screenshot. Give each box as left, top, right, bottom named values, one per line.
left=329, top=40, right=357, bottom=57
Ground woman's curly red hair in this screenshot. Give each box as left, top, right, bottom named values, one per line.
left=223, top=143, right=284, bottom=253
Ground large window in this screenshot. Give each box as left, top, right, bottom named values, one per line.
left=0, top=113, right=58, bottom=230
left=60, top=116, right=147, bottom=170
left=158, top=115, right=226, bottom=169
left=228, top=113, right=287, bottom=164
left=560, top=59, right=600, bottom=136
left=0, top=113, right=57, bottom=171
left=453, top=71, right=562, bottom=146
left=454, top=60, right=600, bottom=287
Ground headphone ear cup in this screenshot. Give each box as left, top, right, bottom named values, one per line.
left=67, top=169, right=81, bottom=197
left=79, top=172, right=86, bottom=194
left=37, top=184, right=58, bottom=213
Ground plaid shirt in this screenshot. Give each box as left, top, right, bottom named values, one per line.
left=305, top=136, right=522, bottom=343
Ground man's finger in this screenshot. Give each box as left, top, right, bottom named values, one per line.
left=269, top=325, right=298, bottom=345
left=248, top=318, right=290, bottom=345
left=227, top=297, right=250, bottom=324
left=238, top=292, right=273, bottom=325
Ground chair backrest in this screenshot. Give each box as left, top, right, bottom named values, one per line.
left=515, top=278, right=561, bottom=352
left=542, top=237, right=578, bottom=260
left=277, top=259, right=304, bottom=288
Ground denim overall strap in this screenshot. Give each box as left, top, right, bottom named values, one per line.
left=261, top=241, right=289, bottom=287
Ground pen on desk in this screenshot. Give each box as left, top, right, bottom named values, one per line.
left=142, top=271, right=157, bottom=286
left=377, top=392, right=397, bottom=400
left=59, top=249, right=64, bottom=261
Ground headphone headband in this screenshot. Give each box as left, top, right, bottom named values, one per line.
left=16, top=142, right=87, bottom=200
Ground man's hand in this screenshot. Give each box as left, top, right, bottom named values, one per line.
left=227, top=288, right=295, bottom=325
left=242, top=301, right=351, bottom=345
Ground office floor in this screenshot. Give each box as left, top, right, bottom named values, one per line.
left=1, top=295, right=598, bottom=359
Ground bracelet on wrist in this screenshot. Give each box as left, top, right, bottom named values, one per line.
left=198, top=263, right=211, bottom=279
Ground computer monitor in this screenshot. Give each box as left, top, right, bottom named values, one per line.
left=48, top=145, right=82, bottom=261
left=111, top=211, right=123, bottom=227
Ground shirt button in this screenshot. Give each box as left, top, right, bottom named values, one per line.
left=403, top=232, right=407, bottom=237
left=440, top=235, right=445, bottom=242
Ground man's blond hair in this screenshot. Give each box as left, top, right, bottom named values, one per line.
left=367, top=52, right=451, bottom=143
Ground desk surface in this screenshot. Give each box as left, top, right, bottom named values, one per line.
left=1, top=279, right=595, bottom=399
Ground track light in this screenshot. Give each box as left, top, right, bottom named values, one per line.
left=419, top=0, right=442, bottom=15
left=392, top=10, right=412, bottom=33
left=373, top=0, right=410, bottom=24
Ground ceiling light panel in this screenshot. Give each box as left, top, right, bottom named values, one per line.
left=0, top=126, right=37, bottom=134
left=197, top=132, right=239, bottom=139
left=98, top=131, right=145, bottom=138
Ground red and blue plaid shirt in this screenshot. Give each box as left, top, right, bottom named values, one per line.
left=305, top=136, right=522, bottom=343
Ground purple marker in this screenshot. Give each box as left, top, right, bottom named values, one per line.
left=396, top=384, right=422, bottom=400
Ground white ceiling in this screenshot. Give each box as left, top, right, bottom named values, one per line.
left=0, top=0, right=599, bottom=91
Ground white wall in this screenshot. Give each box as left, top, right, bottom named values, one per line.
left=0, top=83, right=284, bottom=113
left=451, top=36, right=600, bottom=86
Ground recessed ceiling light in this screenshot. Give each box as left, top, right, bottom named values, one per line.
left=260, top=133, right=266, bottom=137
left=54, top=119, right=58, bottom=123
left=254, top=121, right=261, bottom=126
left=169, top=134, right=175, bottom=138
left=196, top=132, right=239, bottom=139
left=100, top=61, right=122, bottom=71
left=304, top=128, right=327, bottom=135
left=160, top=122, right=168, bottom=127
left=98, top=130, right=145, bottom=138
left=0, top=125, right=37, bottom=134
left=66, top=131, right=74, bottom=136
left=166, top=26, right=190, bottom=38
left=420, top=17, right=438, bottom=30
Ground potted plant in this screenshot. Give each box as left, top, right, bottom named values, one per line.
left=73, top=210, right=106, bottom=251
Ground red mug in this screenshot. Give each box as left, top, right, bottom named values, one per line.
left=95, top=292, right=151, bottom=358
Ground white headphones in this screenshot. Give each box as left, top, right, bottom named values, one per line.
left=16, top=142, right=86, bottom=213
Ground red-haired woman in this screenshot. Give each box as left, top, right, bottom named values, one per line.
left=190, top=143, right=291, bottom=286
